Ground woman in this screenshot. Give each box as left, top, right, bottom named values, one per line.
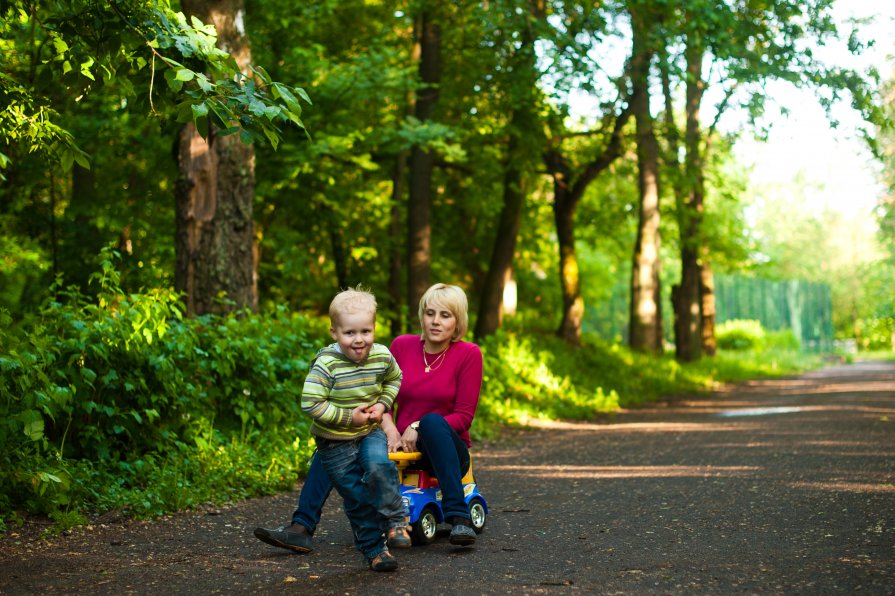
left=254, top=283, right=483, bottom=551
left=382, top=283, right=483, bottom=545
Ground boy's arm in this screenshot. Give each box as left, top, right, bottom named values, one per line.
left=300, top=361, right=353, bottom=427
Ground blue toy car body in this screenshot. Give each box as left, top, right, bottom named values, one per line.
left=389, top=451, right=488, bottom=545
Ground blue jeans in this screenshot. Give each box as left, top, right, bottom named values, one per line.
left=291, top=453, right=331, bottom=534
left=416, top=413, right=471, bottom=521
left=315, top=428, right=407, bottom=561
left=294, top=415, right=471, bottom=529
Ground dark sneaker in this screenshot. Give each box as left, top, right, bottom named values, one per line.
left=253, top=523, right=313, bottom=553
left=449, top=519, right=476, bottom=546
left=386, top=525, right=412, bottom=549
left=369, top=549, right=398, bottom=572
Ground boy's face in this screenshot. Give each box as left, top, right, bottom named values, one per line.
left=330, top=310, right=375, bottom=363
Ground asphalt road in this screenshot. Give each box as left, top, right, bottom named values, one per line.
left=2, top=360, right=893, bottom=594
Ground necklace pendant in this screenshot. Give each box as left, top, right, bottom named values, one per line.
left=425, top=366, right=431, bottom=373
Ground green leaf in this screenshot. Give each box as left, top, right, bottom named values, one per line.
left=175, top=68, right=195, bottom=82
left=295, top=87, right=312, bottom=105
left=20, top=410, right=45, bottom=441
left=164, top=68, right=184, bottom=92
left=80, top=367, right=97, bottom=383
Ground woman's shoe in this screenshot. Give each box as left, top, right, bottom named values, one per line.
left=449, top=518, right=476, bottom=546
left=369, top=549, right=398, bottom=571
left=386, top=525, right=412, bottom=549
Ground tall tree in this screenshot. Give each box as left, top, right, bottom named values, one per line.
left=176, top=0, right=257, bottom=316
left=627, top=1, right=664, bottom=354
left=544, top=103, right=632, bottom=344
left=475, top=0, right=545, bottom=339
left=406, top=5, right=441, bottom=319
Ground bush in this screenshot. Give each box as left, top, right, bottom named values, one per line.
left=0, top=250, right=317, bottom=530
left=716, top=319, right=767, bottom=350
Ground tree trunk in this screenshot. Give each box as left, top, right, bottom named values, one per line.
left=627, top=9, right=663, bottom=354
left=700, top=259, right=716, bottom=356
left=407, top=10, right=440, bottom=321
left=175, top=0, right=257, bottom=316
left=475, top=132, right=525, bottom=339
left=547, top=105, right=632, bottom=345
left=389, top=153, right=407, bottom=335
left=674, top=42, right=706, bottom=361
left=554, top=184, right=584, bottom=345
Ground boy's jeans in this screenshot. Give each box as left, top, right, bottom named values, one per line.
left=316, top=428, right=407, bottom=561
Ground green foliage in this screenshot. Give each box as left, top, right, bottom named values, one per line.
left=716, top=319, right=767, bottom=350
left=0, top=251, right=317, bottom=529
left=1, top=252, right=826, bottom=532
left=0, top=0, right=309, bottom=176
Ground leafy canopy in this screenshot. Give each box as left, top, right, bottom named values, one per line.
left=0, top=0, right=310, bottom=176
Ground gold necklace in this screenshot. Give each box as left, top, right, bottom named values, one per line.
left=423, top=344, right=450, bottom=373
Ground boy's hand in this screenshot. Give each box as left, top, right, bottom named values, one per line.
left=350, top=405, right=372, bottom=426
left=365, top=403, right=387, bottom=423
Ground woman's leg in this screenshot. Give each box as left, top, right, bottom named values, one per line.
left=416, top=413, right=471, bottom=521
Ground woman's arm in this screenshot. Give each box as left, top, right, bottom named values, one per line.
left=442, top=344, right=483, bottom=434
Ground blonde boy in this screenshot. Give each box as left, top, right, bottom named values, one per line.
left=301, top=286, right=410, bottom=571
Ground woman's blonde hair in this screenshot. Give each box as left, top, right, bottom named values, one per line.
left=418, top=283, right=469, bottom=341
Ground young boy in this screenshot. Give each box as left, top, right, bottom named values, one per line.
left=300, top=286, right=411, bottom=571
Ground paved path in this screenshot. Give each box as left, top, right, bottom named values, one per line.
left=2, top=361, right=893, bottom=594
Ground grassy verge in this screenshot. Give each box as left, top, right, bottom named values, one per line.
left=1, top=297, right=840, bottom=534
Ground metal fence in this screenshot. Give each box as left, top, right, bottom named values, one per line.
left=584, top=273, right=834, bottom=351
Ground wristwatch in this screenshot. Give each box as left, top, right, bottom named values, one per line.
left=409, top=421, right=420, bottom=431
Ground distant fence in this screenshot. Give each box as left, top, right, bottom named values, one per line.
left=584, top=273, right=834, bottom=351
left=714, top=274, right=834, bottom=351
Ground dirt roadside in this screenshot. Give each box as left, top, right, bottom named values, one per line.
left=1, top=360, right=893, bottom=595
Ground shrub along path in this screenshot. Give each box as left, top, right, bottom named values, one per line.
left=2, top=360, right=893, bottom=594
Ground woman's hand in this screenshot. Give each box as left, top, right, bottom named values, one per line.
left=381, top=413, right=402, bottom=452
left=401, top=427, right=419, bottom=453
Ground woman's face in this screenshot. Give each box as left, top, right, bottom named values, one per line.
left=421, top=300, right=457, bottom=347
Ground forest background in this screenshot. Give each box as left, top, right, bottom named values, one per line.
left=1, top=0, right=894, bottom=533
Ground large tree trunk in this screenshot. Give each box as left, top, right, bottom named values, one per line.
left=389, top=153, right=407, bottom=335
left=700, top=259, right=717, bottom=356
left=475, top=5, right=543, bottom=340
left=554, top=184, right=584, bottom=345
left=475, top=131, right=526, bottom=339
left=175, top=0, right=257, bottom=316
left=674, top=43, right=706, bottom=361
left=407, top=10, right=440, bottom=321
left=627, top=9, right=663, bottom=354
left=547, top=104, right=631, bottom=345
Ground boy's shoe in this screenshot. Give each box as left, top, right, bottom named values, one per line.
left=449, top=518, right=476, bottom=546
left=253, top=523, right=313, bottom=553
left=369, top=549, right=398, bottom=572
left=386, top=525, right=412, bottom=549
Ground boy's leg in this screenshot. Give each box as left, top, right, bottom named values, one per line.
left=358, top=429, right=409, bottom=528
left=358, top=429, right=411, bottom=548
left=254, top=452, right=332, bottom=553
left=317, top=438, right=392, bottom=565
left=292, top=451, right=332, bottom=533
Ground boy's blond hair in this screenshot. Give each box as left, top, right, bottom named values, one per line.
left=329, top=285, right=377, bottom=326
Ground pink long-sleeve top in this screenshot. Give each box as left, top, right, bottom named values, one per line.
left=389, top=334, right=483, bottom=447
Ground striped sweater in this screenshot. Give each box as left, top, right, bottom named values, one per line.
left=301, top=343, right=402, bottom=440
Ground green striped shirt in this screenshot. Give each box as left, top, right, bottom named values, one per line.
left=301, top=343, right=402, bottom=440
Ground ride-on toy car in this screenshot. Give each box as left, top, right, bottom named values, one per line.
left=388, top=451, right=487, bottom=545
